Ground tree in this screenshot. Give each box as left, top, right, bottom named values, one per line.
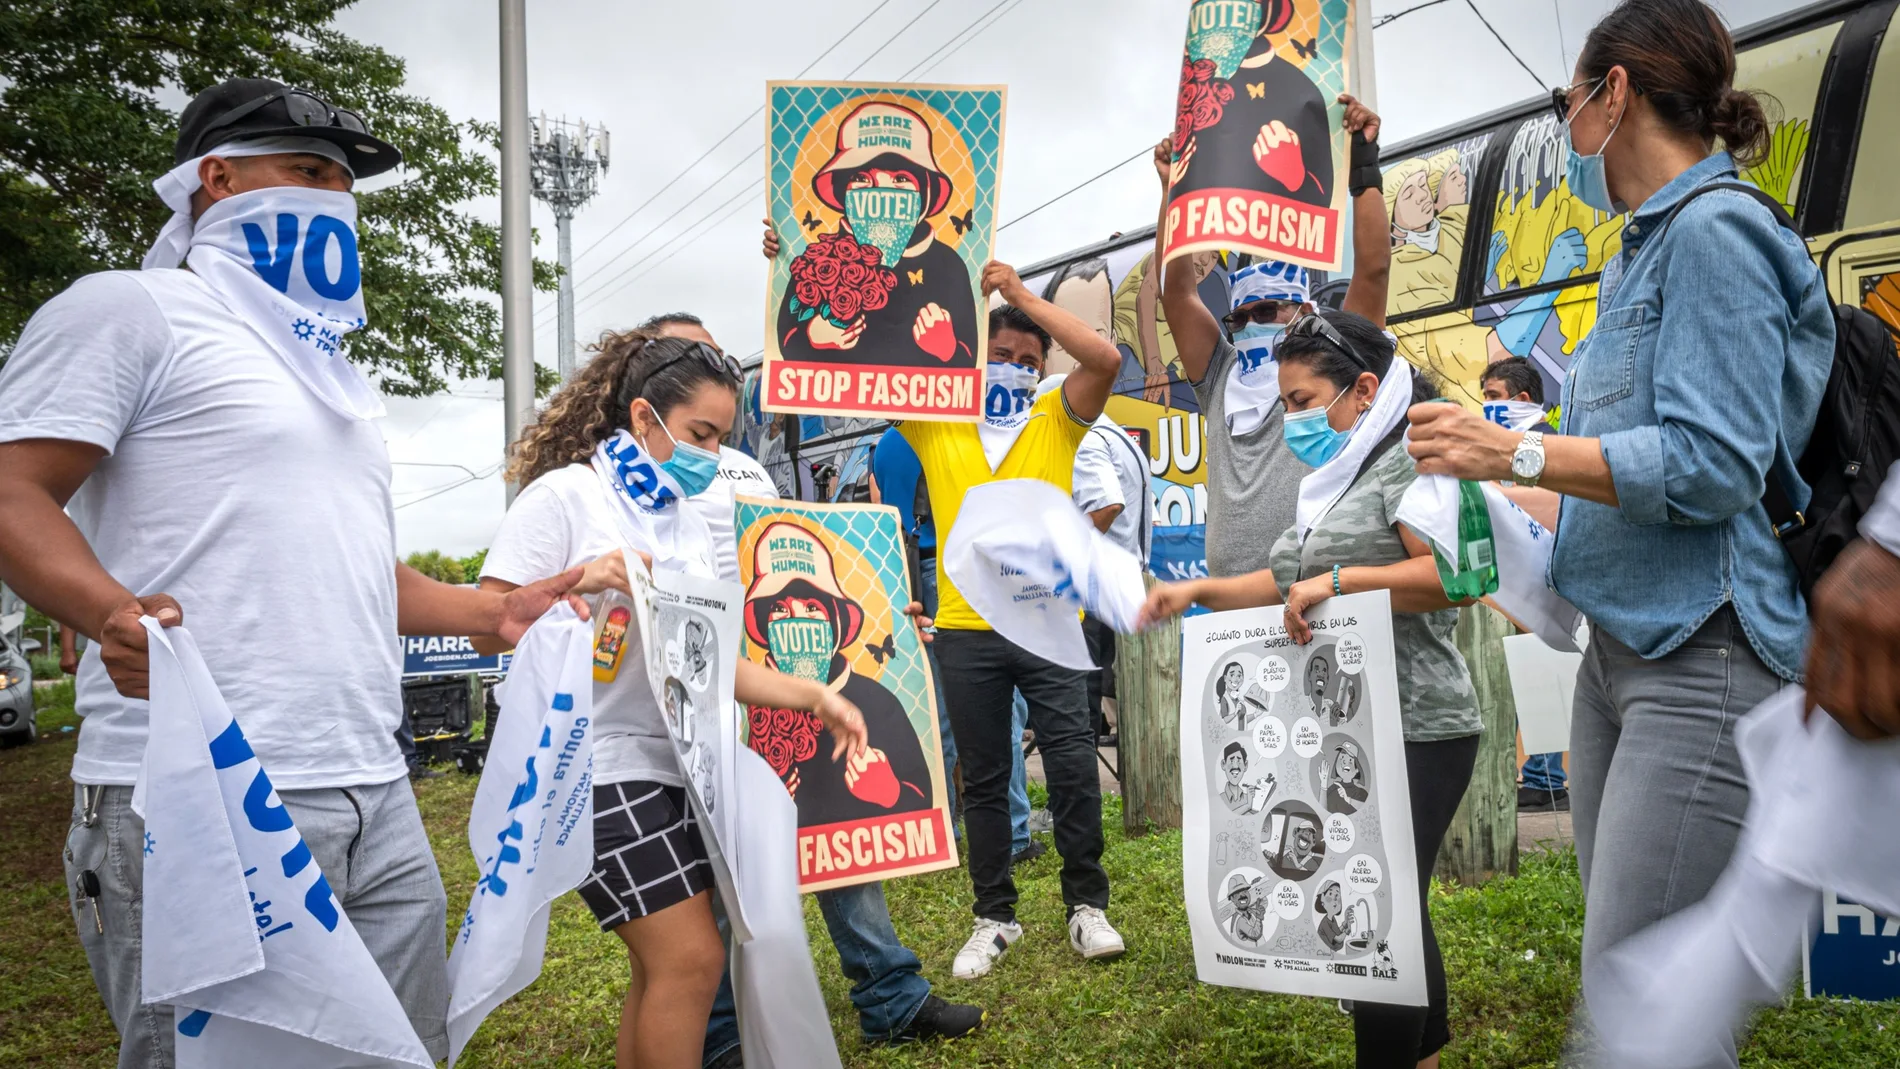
left=0, top=0, right=557, bottom=394
left=403, top=550, right=465, bottom=585
left=458, top=548, right=488, bottom=582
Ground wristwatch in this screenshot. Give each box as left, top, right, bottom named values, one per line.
left=1511, top=429, right=1547, bottom=487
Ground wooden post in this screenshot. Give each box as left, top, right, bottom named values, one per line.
left=1435, top=603, right=1521, bottom=884
left=1114, top=577, right=1183, bottom=836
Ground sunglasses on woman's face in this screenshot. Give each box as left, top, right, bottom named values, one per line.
left=1223, top=301, right=1292, bottom=330
left=1550, top=77, right=1605, bottom=124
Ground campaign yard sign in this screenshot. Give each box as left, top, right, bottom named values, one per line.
left=1806, top=890, right=1900, bottom=1002
left=400, top=634, right=510, bottom=678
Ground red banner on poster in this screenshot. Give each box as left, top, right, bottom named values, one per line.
left=765, top=360, right=979, bottom=418
left=1164, top=186, right=1340, bottom=267
left=795, top=811, right=956, bottom=890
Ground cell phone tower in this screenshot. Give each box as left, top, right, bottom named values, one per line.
left=529, top=113, right=610, bottom=378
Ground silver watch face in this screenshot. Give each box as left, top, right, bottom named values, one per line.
left=1512, top=446, right=1543, bottom=480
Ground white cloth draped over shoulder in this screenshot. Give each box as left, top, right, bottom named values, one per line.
left=134, top=618, right=431, bottom=1068
left=942, top=478, right=1148, bottom=670
left=1584, top=688, right=1900, bottom=1068
left=1293, top=358, right=1413, bottom=543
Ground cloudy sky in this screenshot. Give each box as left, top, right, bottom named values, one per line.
left=332, top=0, right=1812, bottom=555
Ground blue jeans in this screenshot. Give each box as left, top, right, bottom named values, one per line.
left=1009, top=689, right=1030, bottom=852
left=1521, top=752, right=1566, bottom=791
left=703, top=881, right=931, bottom=1061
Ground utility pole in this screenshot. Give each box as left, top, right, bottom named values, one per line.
left=529, top=115, right=610, bottom=379
left=498, top=0, right=534, bottom=503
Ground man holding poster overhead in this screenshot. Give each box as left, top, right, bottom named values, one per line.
left=1163, top=0, right=1354, bottom=271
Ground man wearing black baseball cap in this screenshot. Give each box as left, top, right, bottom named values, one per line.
left=0, top=78, right=583, bottom=1066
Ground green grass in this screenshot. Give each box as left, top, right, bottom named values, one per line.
left=2, top=732, right=1896, bottom=1066
left=28, top=654, right=63, bottom=681
left=31, top=676, right=78, bottom=734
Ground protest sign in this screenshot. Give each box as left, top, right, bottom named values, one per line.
left=1163, top=0, right=1354, bottom=271
left=1500, top=632, right=1583, bottom=756
left=446, top=607, right=595, bottom=1065
left=1807, top=890, right=1900, bottom=1001
left=137, top=620, right=431, bottom=1068
left=763, top=81, right=1005, bottom=421
left=625, top=563, right=750, bottom=936
left=733, top=495, right=957, bottom=892
left=1179, top=591, right=1426, bottom=1005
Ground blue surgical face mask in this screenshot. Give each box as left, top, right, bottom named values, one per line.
left=1563, top=79, right=1623, bottom=214
left=650, top=414, right=721, bottom=497
left=1282, top=388, right=1354, bottom=467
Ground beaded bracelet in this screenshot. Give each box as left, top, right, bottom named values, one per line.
left=1331, top=564, right=1343, bottom=597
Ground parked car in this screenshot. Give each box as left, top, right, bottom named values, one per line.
left=0, top=631, right=35, bottom=748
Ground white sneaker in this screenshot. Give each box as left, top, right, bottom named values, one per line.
left=952, top=918, right=1023, bottom=979
left=1067, top=906, right=1126, bottom=960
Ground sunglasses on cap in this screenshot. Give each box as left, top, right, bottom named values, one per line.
left=1549, top=77, right=1605, bottom=124
left=1223, top=301, right=1295, bottom=330
left=1284, top=312, right=1365, bottom=368
left=634, top=340, right=743, bottom=394
left=203, top=87, right=368, bottom=142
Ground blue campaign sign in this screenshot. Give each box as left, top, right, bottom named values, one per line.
left=1805, top=889, right=1900, bottom=1001
left=400, top=634, right=511, bottom=678
left=1149, top=523, right=1208, bottom=582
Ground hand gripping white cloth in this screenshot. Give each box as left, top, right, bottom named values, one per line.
left=1583, top=688, right=1900, bottom=1068
left=134, top=618, right=431, bottom=1068
left=446, top=604, right=596, bottom=1064
left=1394, top=473, right=1584, bottom=652
left=943, top=478, right=1149, bottom=670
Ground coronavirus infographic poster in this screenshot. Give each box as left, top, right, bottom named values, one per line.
left=1163, top=0, right=1353, bottom=271
left=764, top=81, right=1005, bottom=421
left=1179, top=591, right=1425, bottom=1005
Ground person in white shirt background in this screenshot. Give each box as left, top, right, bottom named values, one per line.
left=0, top=78, right=588, bottom=1067
left=609, top=312, right=986, bottom=1063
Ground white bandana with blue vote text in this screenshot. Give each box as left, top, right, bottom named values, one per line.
left=134, top=619, right=431, bottom=1068
left=446, top=604, right=596, bottom=1065
left=1223, top=260, right=1309, bottom=436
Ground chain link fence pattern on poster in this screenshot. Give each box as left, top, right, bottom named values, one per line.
left=768, top=84, right=1004, bottom=303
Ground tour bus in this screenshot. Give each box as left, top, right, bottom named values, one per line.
left=733, top=0, right=1900, bottom=578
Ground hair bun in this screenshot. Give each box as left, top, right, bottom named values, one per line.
left=1708, top=86, right=1770, bottom=166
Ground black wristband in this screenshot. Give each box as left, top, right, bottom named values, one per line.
left=1348, top=129, right=1381, bottom=197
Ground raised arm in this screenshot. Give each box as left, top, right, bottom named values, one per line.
left=1153, top=137, right=1225, bottom=385
left=982, top=260, right=1120, bottom=422
left=1337, top=95, right=1390, bottom=328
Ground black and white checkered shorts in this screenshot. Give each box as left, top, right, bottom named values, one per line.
left=576, top=781, right=712, bottom=931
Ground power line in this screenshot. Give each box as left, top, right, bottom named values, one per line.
left=999, top=147, right=1150, bottom=232
left=895, top=0, right=1013, bottom=82
left=1462, top=0, right=1549, bottom=91
left=916, top=0, right=1026, bottom=81
left=572, top=179, right=763, bottom=320
left=1374, top=0, right=1453, bottom=28
left=394, top=462, right=505, bottom=509
left=568, top=0, right=895, bottom=266
left=841, top=0, right=948, bottom=79
left=1552, top=0, right=1568, bottom=74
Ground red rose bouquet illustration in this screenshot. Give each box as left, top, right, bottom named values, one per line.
left=786, top=231, right=899, bottom=330
left=1173, top=57, right=1236, bottom=168
left=748, top=704, right=823, bottom=781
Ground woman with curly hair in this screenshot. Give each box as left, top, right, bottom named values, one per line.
left=474, top=329, right=869, bottom=1069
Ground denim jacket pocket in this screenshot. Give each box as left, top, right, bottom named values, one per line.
left=1572, top=304, right=1645, bottom=411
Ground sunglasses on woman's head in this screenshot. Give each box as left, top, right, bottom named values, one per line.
left=1223, top=301, right=1293, bottom=330
left=635, top=341, right=743, bottom=393
left=1284, top=312, right=1360, bottom=365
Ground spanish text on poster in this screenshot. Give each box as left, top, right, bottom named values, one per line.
left=1180, top=591, right=1426, bottom=1005
left=764, top=81, right=1006, bottom=422
left=733, top=495, right=958, bottom=892
left=1164, top=0, right=1353, bottom=271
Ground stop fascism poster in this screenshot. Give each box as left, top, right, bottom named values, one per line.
left=733, top=495, right=957, bottom=892
left=763, top=82, right=1005, bottom=422
left=1164, top=0, right=1354, bottom=271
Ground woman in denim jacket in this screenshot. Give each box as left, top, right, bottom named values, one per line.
left=1407, top=0, right=1832, bottom=1053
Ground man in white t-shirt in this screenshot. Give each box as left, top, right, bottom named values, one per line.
left=0, top=79, right=583, bottom=1068
left=613, top=311, right=984, bottom=1062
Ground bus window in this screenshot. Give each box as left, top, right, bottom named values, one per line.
left=1731, top=19, right=1840, bottom=217
left=1845, top=18, right=1900, bottom=231
left=1381, top=132, right=1492, bottom=319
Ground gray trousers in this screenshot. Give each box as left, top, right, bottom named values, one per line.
left=63, top=779, right=451, bottom=1067
left=1570, top=607, right=1785, bottom=1067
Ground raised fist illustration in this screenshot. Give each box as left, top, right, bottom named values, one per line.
left=1253, top=120, right=1306, bottom=192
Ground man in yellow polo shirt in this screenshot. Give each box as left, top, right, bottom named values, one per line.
left=907, top=262, right=1125, bottom=979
